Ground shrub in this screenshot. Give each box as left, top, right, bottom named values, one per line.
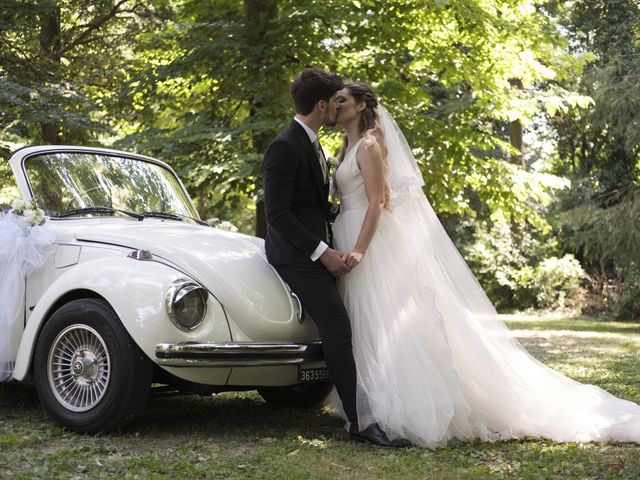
left=555, top=185, right=640, bottom=320
left=530, top=255, right=586, bottom=309
left=464, top=220, right=585, bottom=311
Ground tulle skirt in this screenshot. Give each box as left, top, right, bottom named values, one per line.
left=332, top=194, right=640, bottom=449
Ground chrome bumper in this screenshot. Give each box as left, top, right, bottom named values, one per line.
left=155, top=341, right=324, bottom=367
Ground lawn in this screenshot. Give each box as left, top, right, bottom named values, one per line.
left=1, top=314, right=639, bottom=479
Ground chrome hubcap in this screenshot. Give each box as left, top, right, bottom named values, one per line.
left=47, top=324, right=111, bottom=412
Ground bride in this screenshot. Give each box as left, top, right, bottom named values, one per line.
left=330, top=82, right=640, bottom=448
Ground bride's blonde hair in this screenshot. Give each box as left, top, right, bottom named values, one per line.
left=334, top=82, right=391, bottom=210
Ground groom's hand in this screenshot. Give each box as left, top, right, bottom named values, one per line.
left=320, top=248, right=351, bottom=276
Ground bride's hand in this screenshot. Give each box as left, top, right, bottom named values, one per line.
left=342, top=251, right=364, bottom=269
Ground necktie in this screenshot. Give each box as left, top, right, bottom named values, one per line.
left=314, top=139, right=329, bottom=183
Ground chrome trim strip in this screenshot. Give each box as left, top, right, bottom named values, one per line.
left=291, top=291, right=304, bottom=323
left=155, top=341, right=324, bottom=367
left=128, top=249, right=153, bottom=261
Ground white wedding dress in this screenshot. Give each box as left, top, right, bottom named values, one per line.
left=331, top=108, right=640, bottom=449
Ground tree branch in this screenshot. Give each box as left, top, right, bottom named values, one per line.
left=60, top=0, right=131, bottom=55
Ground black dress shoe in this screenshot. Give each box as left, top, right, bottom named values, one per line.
left=349, top=423, right=412, bottom=447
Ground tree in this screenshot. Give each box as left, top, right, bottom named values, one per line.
left=543, top=0, right=640, bottom=317
left=116, top=0, right=587, bottom=235
left=0, top=0, right=167, bottom=148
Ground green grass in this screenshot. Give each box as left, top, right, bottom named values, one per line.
left=1, top=314, right=639, bottom=479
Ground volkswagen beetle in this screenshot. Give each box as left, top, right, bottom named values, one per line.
left=2, top=145, right=331, bottom=433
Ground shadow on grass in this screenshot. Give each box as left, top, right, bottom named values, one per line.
left=0, top=381, right=43, bottom=417
left=0, top=380, right=344, bottom=443
left=137, top=391, right=345, bottom=440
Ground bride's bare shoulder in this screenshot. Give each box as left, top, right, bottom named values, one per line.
left=356, top=135, right=383, bottom=170
left=359, top=136, right=382, bottom=159
left=361, top=135, right=378, bottom=150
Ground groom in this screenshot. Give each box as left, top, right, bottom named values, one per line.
left=261, top=68, right=409, bottom=447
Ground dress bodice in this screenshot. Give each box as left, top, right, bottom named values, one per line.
left=335, top=138, right=368, bottom=212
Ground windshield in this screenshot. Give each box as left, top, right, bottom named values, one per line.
left=24, top=152, right=199, bottom=219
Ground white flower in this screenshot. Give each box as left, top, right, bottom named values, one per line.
left=7, top=198, right=47, bottom=227
left=23, top=209, right=37, bottom=224
left=34, top=210, right=46, bottom=226
left=11, top=198, right=26, bottom=213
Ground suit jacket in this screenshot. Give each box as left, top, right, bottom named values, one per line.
left=262, top=120, right=331, bottom=265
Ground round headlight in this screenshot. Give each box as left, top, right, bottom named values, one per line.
left=166, top=280, right=208, bottom=331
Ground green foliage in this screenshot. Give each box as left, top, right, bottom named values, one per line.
left=331, top=0, right=589, bottom=224
left=0, top=156, right=14, bottom=197
left=0, top=0, right=593, bottom=238
left=110, top=0, right=589, bottom=231
left=529, top=255, right=586, bottom=309
left=547, top=0, right=640, bottom=186
left=558, top=185, right=640, bottom=275
left=610, top=269, right=640, bottom=321
left=556, top=184, right=640, bottom=318
left=464, top=219, right=584, bottom=311
left=0, top=185, right=19, bottom=205
left=539, top=1, right=640, bottom=318
left=464, top=219, right=540, bottom=309
left=0, top=1, right=612, bottom=313
left=112, top=0, right=302, bottom=227
left=0, top=0, right=170, bottom=147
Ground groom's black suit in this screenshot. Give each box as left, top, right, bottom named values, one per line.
left=262, top=120, right=358, bottom=422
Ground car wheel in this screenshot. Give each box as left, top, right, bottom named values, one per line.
left=258, top=381, right=333, bottom=408
left=33, top=298, right=152, bottom=433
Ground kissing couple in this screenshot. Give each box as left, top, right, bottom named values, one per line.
left=261, top=68, right=640, bottom=448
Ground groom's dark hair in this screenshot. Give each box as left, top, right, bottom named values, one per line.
left=290, top=68, right=344, bottom=115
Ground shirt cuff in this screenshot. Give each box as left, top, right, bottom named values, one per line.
left=310, top=241, right=329, bottom=262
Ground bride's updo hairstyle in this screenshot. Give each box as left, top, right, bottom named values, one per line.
left=336, top=82, right=391, bottom=210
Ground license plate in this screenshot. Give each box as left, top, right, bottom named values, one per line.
left=298, top=366, right=331, bottom=383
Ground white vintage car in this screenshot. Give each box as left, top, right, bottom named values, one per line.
left=2, top=145, right=331, bottom=433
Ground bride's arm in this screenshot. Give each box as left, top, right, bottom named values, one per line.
left=342, top=137, right=386, bottom=269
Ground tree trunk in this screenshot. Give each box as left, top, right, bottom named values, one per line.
left=39, top=2, right=62, bottom=144
left=244, top=0, right=278, bottom=238
left=507, top=79, right=524, bottom=168
left=507, top=120, right=524, bottom=168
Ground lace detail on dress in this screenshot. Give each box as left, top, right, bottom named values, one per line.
left=421, top=285, right=447, bottom=341
left=389, top=173, right=424, bottom=206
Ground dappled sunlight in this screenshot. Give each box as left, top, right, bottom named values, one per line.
left=502, top=314, right=640, bottom=335
left=504, top=321, right=640, bottom=404
left=296, top=435, right=329, bottom=449
left=513, top=329, right=639, bottom=365
left=511, top=328, right=640, bottom=345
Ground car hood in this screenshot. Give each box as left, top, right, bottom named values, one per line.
left=62, top=218, right=314, bottom=341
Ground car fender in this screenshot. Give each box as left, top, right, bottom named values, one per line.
left=13, top=255, right=231, bottom=380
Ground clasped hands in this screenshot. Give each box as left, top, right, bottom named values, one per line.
left=320, top=248, right=364, bottom=276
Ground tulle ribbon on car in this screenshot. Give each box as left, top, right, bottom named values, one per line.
left=0, top=212, right=55, bottom=381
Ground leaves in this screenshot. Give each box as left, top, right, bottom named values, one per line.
left=0, top=0, right=593, bottom=240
